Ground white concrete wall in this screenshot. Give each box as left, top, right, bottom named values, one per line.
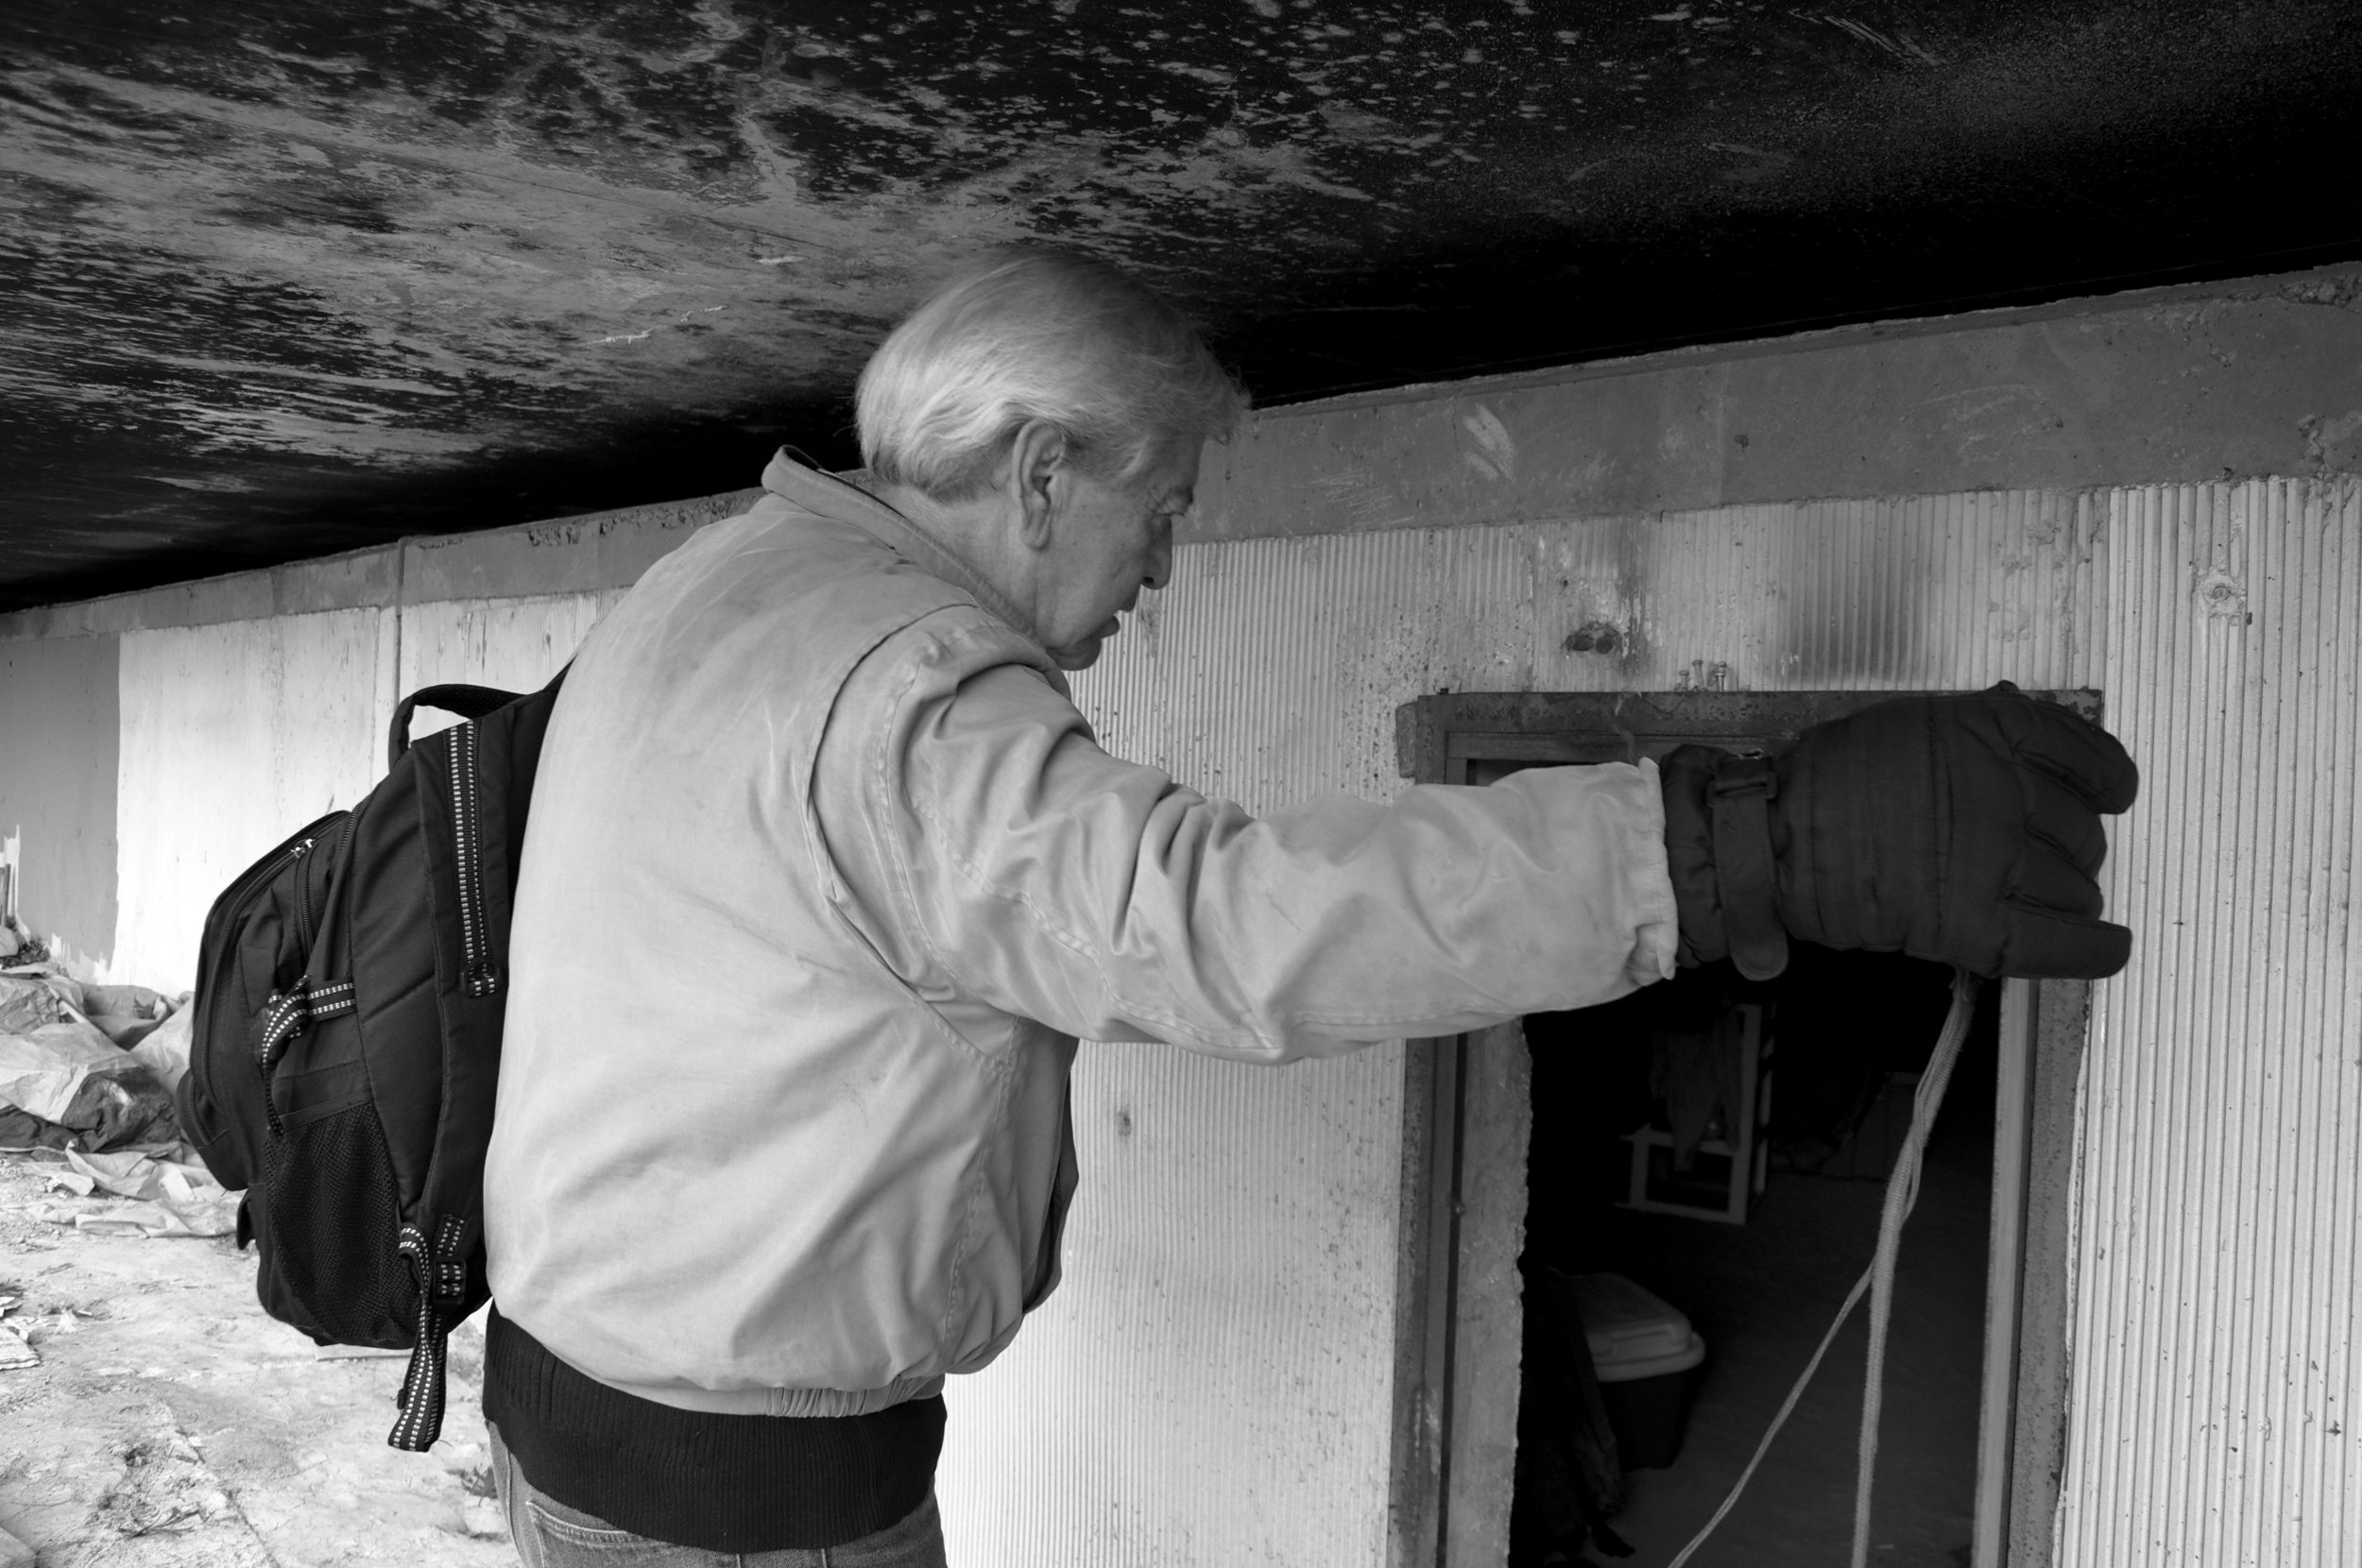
left=111, top=608, right=393, bottom=990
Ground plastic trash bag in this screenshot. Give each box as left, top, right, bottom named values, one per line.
left=0, top=1020, right=125, bottom=1124
left=0, top=1017, right=180, bottom=1151
left=127, top=995, right=195, bottom=1096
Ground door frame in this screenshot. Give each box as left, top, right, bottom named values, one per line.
left=1386, top=690, right=2098, bottom=1568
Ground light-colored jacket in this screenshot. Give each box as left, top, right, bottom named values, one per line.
left=484, top=452, right=1679, bottom=1417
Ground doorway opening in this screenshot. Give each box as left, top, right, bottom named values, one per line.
left=1512, top=947, right=2000, bottom=1568
left=1387, top=690, right=2095, bottom=1568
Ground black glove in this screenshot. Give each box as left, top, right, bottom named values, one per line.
left=1659, top=685, right=2139, bottom=980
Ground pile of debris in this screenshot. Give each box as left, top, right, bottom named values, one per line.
left=0, top=920, right=46, bottom=965
left=0, top=954, right=237, bottom=1244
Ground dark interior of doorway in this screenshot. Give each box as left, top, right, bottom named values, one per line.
left=1511, top=947, right=2002, bottom=1568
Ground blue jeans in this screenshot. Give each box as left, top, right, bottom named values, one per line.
left=488, top=1422, right=950, bottom=1568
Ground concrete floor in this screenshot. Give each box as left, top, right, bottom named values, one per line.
left=1557, top=1093, right=1994, bottom=1568
left=0, top=1152, right=507, bottom=1566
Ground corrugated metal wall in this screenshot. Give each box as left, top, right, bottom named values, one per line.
left=2062, top=478, right=2362, bottom=1567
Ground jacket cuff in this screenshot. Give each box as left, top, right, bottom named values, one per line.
left=1657, top=745, right=1729, bottom=968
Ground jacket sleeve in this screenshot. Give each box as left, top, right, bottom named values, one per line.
left=820, top=614, right=1679, bottom=1064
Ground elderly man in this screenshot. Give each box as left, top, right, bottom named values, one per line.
left=480, top=248, right=2135, bottom=1564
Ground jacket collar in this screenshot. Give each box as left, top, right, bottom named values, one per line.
left=760, top=449, right=1041, bottom=647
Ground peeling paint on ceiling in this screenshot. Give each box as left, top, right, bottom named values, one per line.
left=2, top=0, right=2358, bottom=609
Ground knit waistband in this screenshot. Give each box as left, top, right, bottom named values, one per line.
left=483, top=1306, right=946, bottom=1552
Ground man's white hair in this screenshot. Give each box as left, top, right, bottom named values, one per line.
left=856, top=247, right=1248, bottom=501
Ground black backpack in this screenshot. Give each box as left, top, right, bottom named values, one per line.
left=178, top=672, right=564, bottom=1451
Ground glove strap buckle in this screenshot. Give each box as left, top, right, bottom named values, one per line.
left=1710, top=754, right=1789, bottom=981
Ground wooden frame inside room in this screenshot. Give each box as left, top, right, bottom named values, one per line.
left=1385, top=690, right=2097, bottom=1568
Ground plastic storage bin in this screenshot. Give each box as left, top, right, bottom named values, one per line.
left=1569, top=1271, right=1707, bottom=1469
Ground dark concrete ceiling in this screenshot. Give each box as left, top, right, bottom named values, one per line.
left=3, top=0, right=2358, bottom=612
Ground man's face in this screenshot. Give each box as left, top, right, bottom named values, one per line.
left=1038, top=441, right=1200, bottom=671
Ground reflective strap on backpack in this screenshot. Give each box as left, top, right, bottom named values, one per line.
left=389, top=1215, right=469, bottom=1451
left=254, top=980, right=358, bottom=1137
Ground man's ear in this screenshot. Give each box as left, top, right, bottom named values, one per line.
left=1006, top=420, right=1066, bottom=552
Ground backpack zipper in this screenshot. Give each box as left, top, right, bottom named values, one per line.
left=218, top=821, right=329, bottom=1023
left=212, top=812, right=345, bottom=941
left=250, top=827, right=323, bottom=1143
left=296, top=813, right=353, bottom=956
left=288, top=836, right=315, bottom=953
left=450, top=723, right=499, bottom=997
left=186, top=812, right=340, bottom=1159
left=254, top=987, right=304, bottom=1137
left=292, top=831, right=319, bottom=953
left=275, top=815, right=356, bottom=1112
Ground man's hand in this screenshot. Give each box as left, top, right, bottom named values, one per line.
left=1660, top=685, right=2140, bottom=980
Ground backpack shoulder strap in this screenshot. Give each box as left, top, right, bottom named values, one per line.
left=381, top=660, right=570, bottom=1449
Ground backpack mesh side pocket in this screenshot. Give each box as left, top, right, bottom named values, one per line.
left=251, top=1103, right=415, bottom=1348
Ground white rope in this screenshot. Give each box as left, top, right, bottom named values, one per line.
left=1663, top=966, right=1980, bottom=1568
